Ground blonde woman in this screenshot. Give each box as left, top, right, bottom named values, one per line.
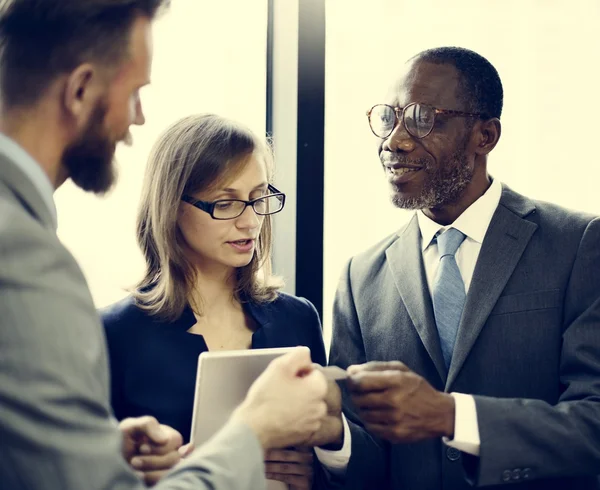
left=102, top=114, right=325, bottom=488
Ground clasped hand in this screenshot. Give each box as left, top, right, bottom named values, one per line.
left=347, top=361, right=455, bottom=444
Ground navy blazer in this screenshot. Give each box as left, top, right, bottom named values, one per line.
left=101, top=292, right=327, bottom=442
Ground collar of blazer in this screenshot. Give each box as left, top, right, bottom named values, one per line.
left=386, top=183, right=539, bottom=388
left=0, top=154, right=56, bottom=231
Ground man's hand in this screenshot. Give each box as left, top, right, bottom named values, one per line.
left=231, top=346, right=328, bottom=450
left=119, top=416, right=183, bottom=486
left=304, top=379, right=344, bottom=448
left=347, top=361, right=455, bottom=444
left=265, top=448, right=314, bottom=489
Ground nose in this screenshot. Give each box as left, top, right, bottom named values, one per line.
left=235, top=204, right=261, bottom=230
left=133, top=98, right=146, bottom=126
left=382, top=116, right=416, bottom=154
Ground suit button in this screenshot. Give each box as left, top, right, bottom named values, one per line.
left=522, top=468, right=531, bottom=480
left=446, top=447, right=461, bottom=461
left=512, top=469, right=521, bottom=481
left=502, top=470, right=512, bottom=482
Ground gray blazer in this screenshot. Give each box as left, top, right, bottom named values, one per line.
left=0, top=153, right=266, bottom=490
left=323, top=185, right=600, bottom=490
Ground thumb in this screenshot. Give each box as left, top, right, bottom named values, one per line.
left=136, top=416, right=169, bottom=445
left=275, top=346, right=312, bottom=376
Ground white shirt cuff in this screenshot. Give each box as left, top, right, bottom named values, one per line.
left=442, top=392, right=480, bottom=456
left=314, top=413, right=351, bottom=475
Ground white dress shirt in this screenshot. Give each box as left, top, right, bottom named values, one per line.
left=316, top=178, right=503, bottom=471
left=0, top=131, right=57, bottom=229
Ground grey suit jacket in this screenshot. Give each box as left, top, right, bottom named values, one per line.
left=0, top=152, right=267, bottom=490
left=322, top=185, right=600, bottom=490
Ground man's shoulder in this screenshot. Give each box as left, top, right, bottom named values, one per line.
left=0, top=187, right=74, bottom=282
left=501, top=184, right=598, bottom=233
left=350, top=228, right=405, bottom=267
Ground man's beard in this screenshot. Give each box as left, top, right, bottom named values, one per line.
left=390, top=139, right=474, bottom=210
left=62, top=101, right=119, bottom=195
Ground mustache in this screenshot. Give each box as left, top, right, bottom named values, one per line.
left=380, top=155, right=431, bottom=168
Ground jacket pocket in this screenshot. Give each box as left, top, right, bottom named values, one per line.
left=489, top=289, right=562, bottom=316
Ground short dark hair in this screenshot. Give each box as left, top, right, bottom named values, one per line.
left=414, top=46, right=503, bottom=120
left=0, top=0, right=170, bottom=109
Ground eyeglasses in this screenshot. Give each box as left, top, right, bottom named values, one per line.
left=181, top=184, right=286, bottom=220
left=366, top=103, right=486, bottom=140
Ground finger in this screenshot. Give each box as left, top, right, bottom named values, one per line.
left=130, top=451, right=181, bottom=472
left=138, top=441, right=179, bottom=456
left=347, top=370, right=405, bottom=393
left=361, top=422, right=403, bottom=443
left=140, top=426, right=183, bottom=455
left=266, top=472, right=312, bottom=488
left=178, top=442, right=195, bottom=458
left=265, top=449, right=314, bottom=464
left=274, top=347, right=312, bottom=376
left=265, top=461, right=313, bottom=476
left=356, top=408, right=400, bottom=425
left=300, top=368, right=328, bottom=398
left=140, top=469, right=168, bottom=487
left=351, top=390, right=400, bottom=410
left=348, top=361, right=409, bottom=375
left=121, top=416, right=171, bottom=446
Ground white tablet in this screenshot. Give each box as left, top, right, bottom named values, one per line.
left=190, top=347, right=297, bottom=490
left=190, top=346, right=297, bottom=445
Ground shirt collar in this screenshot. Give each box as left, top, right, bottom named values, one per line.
left=0, top=132, right=57, bottom=229
left=417, top=178, right=502, bottom=252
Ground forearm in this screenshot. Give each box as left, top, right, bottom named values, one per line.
left=159, top=420, right=265, bottom=490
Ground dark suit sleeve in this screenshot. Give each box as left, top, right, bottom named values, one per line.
left=472, top=217, right=600, bottom=486
left=315, top=259, right=389, bottom=489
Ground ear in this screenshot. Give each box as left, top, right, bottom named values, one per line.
left=62, top=63, right=101, bottom=124
left=473, top=118, right=501, bottom=156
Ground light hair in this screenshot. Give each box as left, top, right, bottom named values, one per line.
left=133, top=114, right=283, bottom=321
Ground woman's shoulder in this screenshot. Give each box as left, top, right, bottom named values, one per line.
left=261, top=291, right=320, bottom=321
left=99, top=295, right=151, bottom=335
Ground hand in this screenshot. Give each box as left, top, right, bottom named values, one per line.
left=265, top=448, right=314, bottom=489
left=119, top=416, right=183, bottom=486
left=347, top=361, right=455, bottom=444
left=304, top=379, right=344, bottom=448
left=232, top=346, right=328, bottom=450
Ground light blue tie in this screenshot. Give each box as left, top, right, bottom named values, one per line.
left=432, top=228, right=467, bottom=369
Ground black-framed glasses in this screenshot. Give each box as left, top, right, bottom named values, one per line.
left=181, top=184, right=286, bottom=220
left=366, top=102, right=486, bottom=139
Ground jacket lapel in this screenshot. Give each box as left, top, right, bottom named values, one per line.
left=446, top=185, right=538, bottom=389
left=386, top=214, right=447, bottom=381
left=0, top=153, right=55, bottom=231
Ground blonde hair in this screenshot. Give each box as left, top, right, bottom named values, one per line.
left=133, top=114, right=283, bottom=321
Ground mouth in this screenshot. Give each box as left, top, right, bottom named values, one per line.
left=386, top=165, right=424, bottom=185
left=227, top=239, right=256, bottom=252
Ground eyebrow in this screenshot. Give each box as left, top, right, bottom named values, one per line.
left=220, top=182, right=268, bottom=193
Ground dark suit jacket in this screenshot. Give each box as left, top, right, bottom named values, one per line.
left=101, top=292, right=327, bottom=442
left=322, top=185, right=600, bottom=490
